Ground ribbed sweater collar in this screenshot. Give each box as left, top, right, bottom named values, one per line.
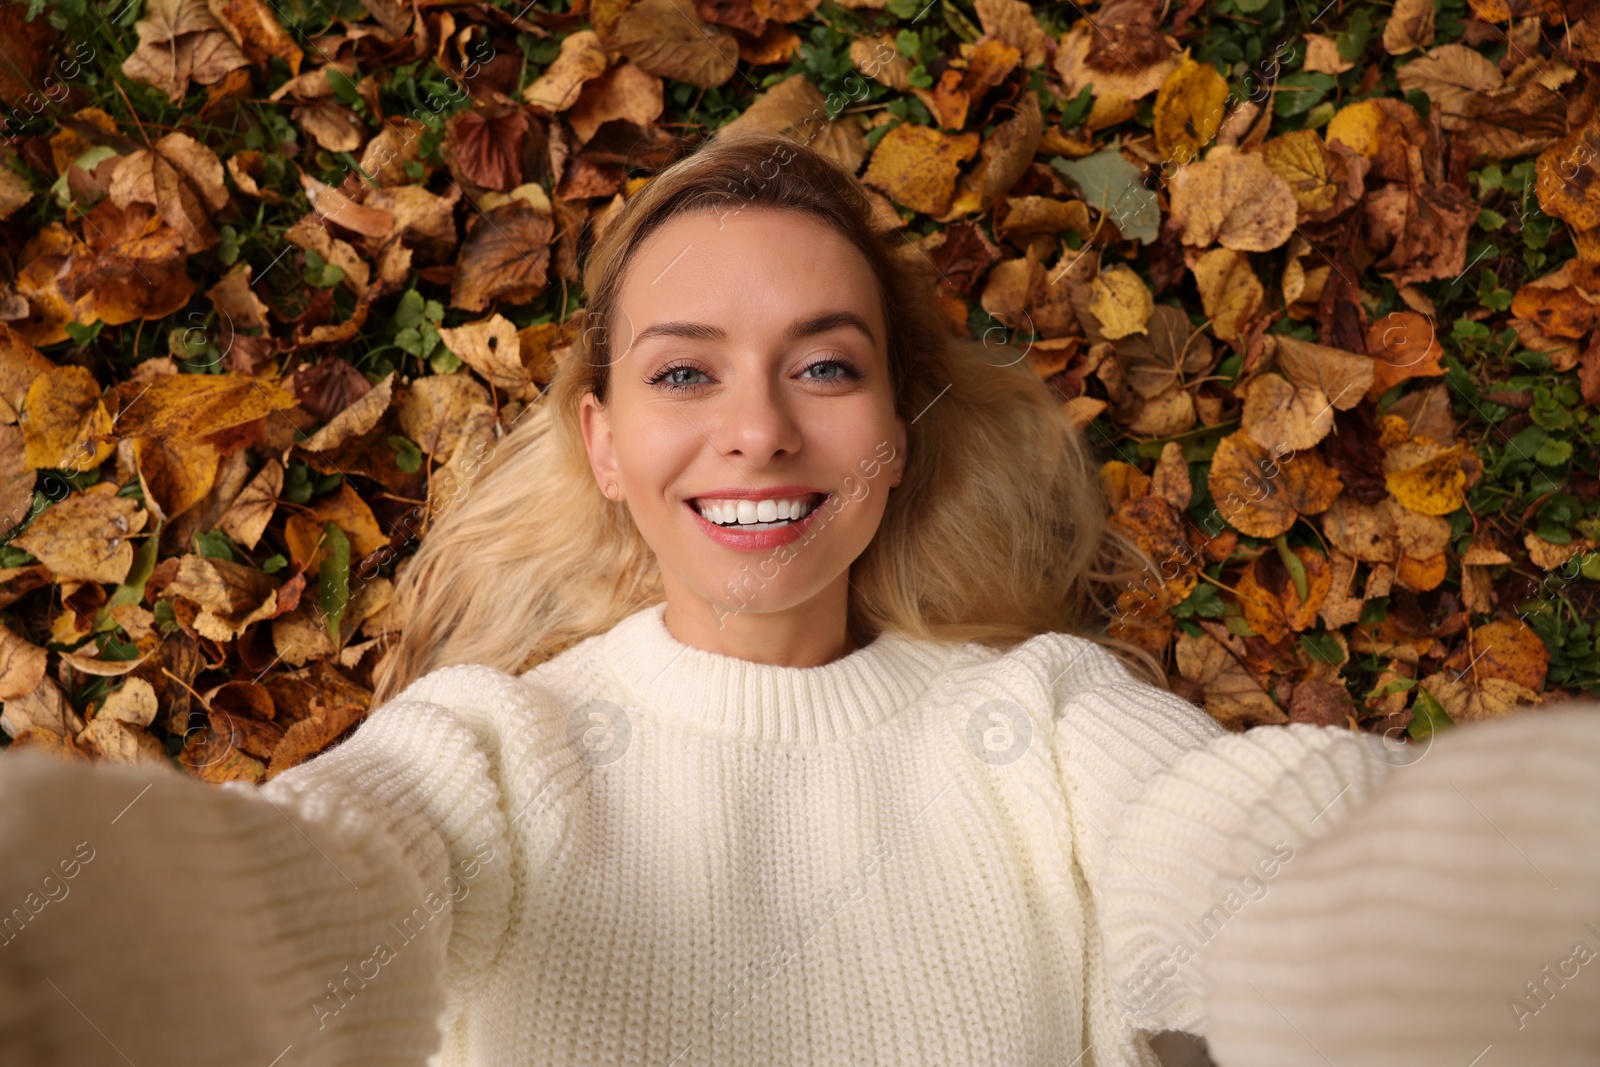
left=603, top=601, right=951, bottom=744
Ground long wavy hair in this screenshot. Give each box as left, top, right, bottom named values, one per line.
left=369, top=126, right=1162, bottom=705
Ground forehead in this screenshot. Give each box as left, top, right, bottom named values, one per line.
left=616, top=208, right=885, bottom=341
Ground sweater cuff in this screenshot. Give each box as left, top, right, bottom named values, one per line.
left=1204, top=702, right=1600, bottom=1067
left=1096, top=722, right=1395, bottom=1037
left=0, top=747, right=447, bottom=1066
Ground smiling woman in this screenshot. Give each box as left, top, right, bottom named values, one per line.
left=373, top=124, right=1151, bottom=695
left=2, top=129, right=1599, bottom=1067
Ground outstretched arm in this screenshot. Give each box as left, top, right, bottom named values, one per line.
left=0, top=682, right=515, bottom=1067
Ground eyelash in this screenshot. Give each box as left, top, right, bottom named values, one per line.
left=645, top=357, right=863, bottom=394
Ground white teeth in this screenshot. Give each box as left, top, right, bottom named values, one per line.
left=695, top=495, right=820, bottom=527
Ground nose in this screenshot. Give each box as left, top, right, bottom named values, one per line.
left=707, top=370, right=803, bottom=462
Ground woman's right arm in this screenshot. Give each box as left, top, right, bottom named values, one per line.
left=0, top=678, right=516, bottom=1067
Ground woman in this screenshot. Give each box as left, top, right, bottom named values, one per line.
left=1, top=129, right=1596, bottom=1067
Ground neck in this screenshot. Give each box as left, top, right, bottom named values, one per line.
left=660, top=577, right=857, bottom=669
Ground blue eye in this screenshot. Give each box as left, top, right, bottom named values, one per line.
left=645, top=357, right=864, bottom=394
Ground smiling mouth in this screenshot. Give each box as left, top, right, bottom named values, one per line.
left=689, top=493, right=829, bottom=530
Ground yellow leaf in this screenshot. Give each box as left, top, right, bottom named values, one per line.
left=20, top=366, right=115, bottom=472
left=1260, top=130, right=1336, bottom=215
left=1153, top=54, right=1230, bottom=165
left=13, top=491, right=147, bottom=584
left=1385, top=442, right=1468, bottom=516
left=1325, top=99, right=1385, bottom=158
left=1088, top=264, right=1154, bottom=340
left=862, top=124, right=981, bottom=216
left=1192, top=248, right=1262, bottom=341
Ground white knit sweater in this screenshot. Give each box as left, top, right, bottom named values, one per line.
left=1, top=600, right=1597, bottom=1066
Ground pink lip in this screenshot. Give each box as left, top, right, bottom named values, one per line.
left=685, top=493, right=833, bottom=552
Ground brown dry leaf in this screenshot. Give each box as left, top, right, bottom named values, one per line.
left=1303, top=34, right=1354, bottom=75
left=1052, top=21, right=1178, bottom=103
left=1321, top=493, right=1400, bottom=562
left=122, top=0, right=248, bottom=103
left=109, top=133, right=229, bottom=253
left=1237, top=544, right=1331, bottom=644
left=1510, top=267, right=1600, bottom=339
left=399, top=374, right=493, bottom=458
left=1260, top=130, right=1336, bottom=216
left=1242, top=372, right=1336, bottom=453
left=19, top=365, right=115, bottom=472
left=1420, top=672, right=1540, bottom=723
left=285, top=218, right=369, bottom=294
left=98, top=677, right=159, bottom=728
left=1534, top=129, right=1600, bottom=229
left=1168, top=147, right=1297, bottom=252
left=209, top=0, right=302, bottom=74
left=1364, top=311, right=1445, bottom=398
left=358, top=118, right=431, bottom=188
left=609, top=0, right=740, bottom=88
left=568, top=63, right=664, bottom=147
left=0, top=323, right=56, bottom=423
left=76, top=715, right=166, bottom=765
left=1174, top=628, right=1288, bottom=729
left=1088, top=264, right=1153, bottom=340
left=0, top=676, right=85, bottom=739
left=0, top=620, right=45, bottom=701
left=292, top=98, right=366, bottom=153
left=1150, top=441, right=1192, bottom=509
left=164, top=552, right=280, bottom=640
left=114, top=373, right=297, bottom=442
left=451, top=199, right=554, bottom=312
left=1153, top=54, right=1229, bottom=165
left=523, top=29, right=609, bottom=110
left=1395, top=44, right=1502, bottom=129
left=283, top=480, right=389, bottom=573
left=14, top=491, right=147, bottom=584
left=1206, top=432, right=1296, bottom=538
left=862, top=124, right=981, bottom=217
left=299, top=172, right=394, bottom=240
left=133, top=435, right=219, bottom=523
left=1524, top=532, right=1600, bottom=570
left=973, top=0, right=1048, bottom=68
left=1271, top=336, right=1375, bottom=416
left=216, top=457, right=282, bottom=549
left=450, top=109, right=533, bottom=191
left=1384, top=0, right=1435, bottom=53
left=1465, top=0, right=1562, bottom=23
left=1191, top=248, right=1262, bottom=342
left=1456, top=81, right=1569, bottom=160
left=719, top=74, right=868, bottom=176
left=438, top=315, right=536, bottom=399
left=301, top=371, right=394, bottom=452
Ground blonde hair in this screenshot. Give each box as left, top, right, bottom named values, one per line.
left=370, top=127, right=1162, bottom=705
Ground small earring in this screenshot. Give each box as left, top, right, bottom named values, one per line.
left=604, top=481, right=619, bottom=500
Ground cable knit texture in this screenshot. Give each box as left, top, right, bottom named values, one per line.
left=0, top=599, right=1595, bottom=1067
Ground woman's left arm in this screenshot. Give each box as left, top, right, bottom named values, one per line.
left=1198, top=701, right=1600, bottom=1067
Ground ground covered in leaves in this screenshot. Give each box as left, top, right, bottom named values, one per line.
left=0, top=0, right=1595, bottom=780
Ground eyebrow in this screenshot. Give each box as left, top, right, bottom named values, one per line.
left=632, top=311, right=877, bottom=348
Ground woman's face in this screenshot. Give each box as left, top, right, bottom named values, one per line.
left=579, top=206, right=906, bottom=630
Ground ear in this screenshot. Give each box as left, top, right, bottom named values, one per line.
left=578, top=391, right=620, bottom=494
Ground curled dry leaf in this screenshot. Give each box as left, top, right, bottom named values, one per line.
left=301, top=370, right=394, bottom=452
left=523, top=29, right=609, bottom=110
left=1207, top=430, right=1342, bottom=539
left=216, top=456, right=282, bottom=549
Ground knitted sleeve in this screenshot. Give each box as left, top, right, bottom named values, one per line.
left=0, top=671, right=516, bottom=1067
